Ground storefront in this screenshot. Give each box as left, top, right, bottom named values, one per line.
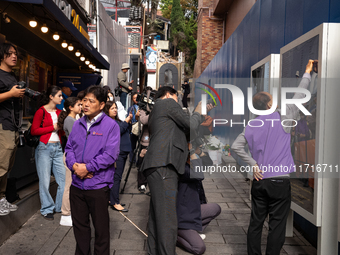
left=0, top=0, right=110, bottom=189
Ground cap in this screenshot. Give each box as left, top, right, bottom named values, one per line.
left=121, top=63, right=130, bottom=70
left=62, top=80, right=77, bottom=91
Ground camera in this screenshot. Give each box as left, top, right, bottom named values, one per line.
left=136, top=90, right=156, bottom=113
left=17, top=81, right=41, bottom=100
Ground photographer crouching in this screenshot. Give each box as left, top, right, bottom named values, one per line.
left=0, top=43, right=25, bottom=216
left=140, top=86, right=213, bottom=255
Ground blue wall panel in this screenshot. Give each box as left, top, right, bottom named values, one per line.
left=259, top=0, right=272, bottom=60
left=249, top=2, right=261, bottom=67
left=330, top=0, right=340, bottom=22
left=270, top=0, right=286, bottom=54
left=303, top=0, right=329, bottom=33
left=285, top=0, right=304, bottom=45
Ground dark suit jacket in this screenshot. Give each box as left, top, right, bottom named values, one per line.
left=140, top=98, right=203, bottom=175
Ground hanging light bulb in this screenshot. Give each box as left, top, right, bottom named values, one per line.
left=92, top=65, right=96, bottom=70
left=29, top=17, right=37, bottom=28
left=53, top=32, right=60, bottom=40
left=85, top=60, right=90, bottom=65
left=80, top=55, right=85, bottom=61
left=75, top=50, right=81, bottom=57
left=68, top=44, right=74, bottom=51
left=41, top=24, right=48, bottom=33
left=61, top=40, right=68, bottom=48
left=89, top=64, right=93, bottom=69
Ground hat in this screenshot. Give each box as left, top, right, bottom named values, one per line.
left=62, top=80, right=77, bottom=91
left=121, top=63, right=130, bottom=70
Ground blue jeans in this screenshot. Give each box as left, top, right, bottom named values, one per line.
left=120, top=92, right=127, bottom=110
left=110, top=151, right=129, bottom=205
left=35, top=142, right=65, bottom=215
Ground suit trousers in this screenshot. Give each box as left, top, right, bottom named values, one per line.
left=247, top=178, right=291, bottom=255
left=70, top=185, right=110, bottom=255
left=146, top=165, right=178, bottom=255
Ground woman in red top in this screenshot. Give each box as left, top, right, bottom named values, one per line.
left=31, top=85, right=65, bottom=221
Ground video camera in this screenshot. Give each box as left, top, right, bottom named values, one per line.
left=17, top=81, right=41, bottom=100
left=136, top=90, right=156, bottom=113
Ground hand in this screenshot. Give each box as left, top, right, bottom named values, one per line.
left=207, top=103, right=214, bottom=113
left=53, top=123, right=60, bottom=131
left=74, top=163, right=89, bottom=179
left=305, top=59, right=314, bottom=74
left=130, top=80, right=134, bottom=84
left=10, top=85, right=25, bottom=98
left=253, top=164, right=263, bottom=181
left=72, top=163, right=79, bottom=171
left=125, top=113, right=133, bottom=123
left=84, top=172, right=94, bottom=179
left=194, top=102, right=202, bottom=115
left=128, top=86, right=133, bottom=90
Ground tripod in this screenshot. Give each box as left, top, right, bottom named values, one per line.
left=120, top=122, right=144, bottom=194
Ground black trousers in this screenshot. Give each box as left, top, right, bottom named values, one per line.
left=146, top=166, right=178, bottom=255
left=70, top=185, right=110, bottom=255
left=110, top=151, right=129, bottom=205
left=177, top=203, right=221, bottom=255
left=137, top=145, right=148, bottom=187
left=247, top=178, right=291, bottom=255
left=129, top=133, right=139, bottom=163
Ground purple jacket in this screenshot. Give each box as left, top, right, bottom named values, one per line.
left=65, top=113, right=120, bottom=190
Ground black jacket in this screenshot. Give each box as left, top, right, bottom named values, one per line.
left=140, top=98, right=203, bottom=175
left=177, top=158, right=205, bottom=231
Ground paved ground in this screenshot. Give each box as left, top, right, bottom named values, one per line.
left=0, top=158, right=317, bottom=255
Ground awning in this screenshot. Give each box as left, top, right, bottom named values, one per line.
left=0, top=0, right=110, bottom=70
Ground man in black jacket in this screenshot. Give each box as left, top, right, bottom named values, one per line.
left=140, top=86, right=211, bottom=255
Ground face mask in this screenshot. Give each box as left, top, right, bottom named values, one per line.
left=109, top=97, right=114, bottom=101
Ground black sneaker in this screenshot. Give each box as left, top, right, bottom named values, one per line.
left=42, top=213, right=54, bottom=221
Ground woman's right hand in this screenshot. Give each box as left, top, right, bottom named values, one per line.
left=125, top=113, right=133, bottom=123
left=53, top=123, right=60, bottom=131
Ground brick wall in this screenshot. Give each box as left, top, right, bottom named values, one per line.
left=194, top=0, right=223, bottom=78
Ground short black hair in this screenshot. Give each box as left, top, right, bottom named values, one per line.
left=85, top=85, right=106, bottom=104
left=155, top=86, right=178, bottom=99
left=0, top=43, right=18, bottom=62
left=253, top=92, right=271, bottom=110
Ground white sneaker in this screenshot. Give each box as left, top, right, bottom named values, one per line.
left=138, top=185, right=146, bottom=193
left=0, top=197, right=18, bottom=212
left=0, top=205, right=10, bottom=216
left=60, top=215, right=73, bottom=227
left=199, top=234, right=206, bottom=240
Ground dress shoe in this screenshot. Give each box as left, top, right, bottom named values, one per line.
left=111, top=205, right=128, bottom=212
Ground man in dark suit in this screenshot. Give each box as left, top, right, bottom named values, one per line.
left=140, top=86, right=210, bottom=255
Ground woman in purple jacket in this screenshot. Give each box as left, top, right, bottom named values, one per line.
left=65, top=86, right=120, bottom=255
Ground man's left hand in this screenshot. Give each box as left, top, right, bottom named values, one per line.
left=74, top=163, right=89, bottom=179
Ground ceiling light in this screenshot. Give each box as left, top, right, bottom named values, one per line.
left=41, top=24, right=48, bottom=33
left=75, top=50, right=81, bottom=57
left=68, top=44, right=74, bottom=51
left=85, top=60, right=90, bottom=65
left=92, top=65, right=96, bottom=70
left=53, top=32, right=60, bottom=40
left=80, top=55, right=85, bottom=61
left=89, top=64, right=93, bottom=68
left=29, top=18, right=37, bottom=28
left=61, top=40, right=68, bottom=48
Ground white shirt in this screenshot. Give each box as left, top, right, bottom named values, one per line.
left=86, top=112, right=103, bottom=131
left=48, top=111, right=59, bottom=142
